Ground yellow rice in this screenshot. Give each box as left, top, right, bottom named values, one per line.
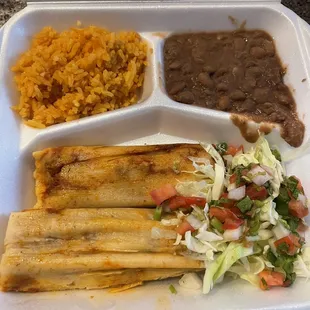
left=11, top=26, right=148, bottom=128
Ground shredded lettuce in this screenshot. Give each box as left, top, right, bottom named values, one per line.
left=259, top=199, right=279, bottom=225
left=294, top=253, right=310, bottom=279
left=201, top=143, right=225, bottom=167
left=202, top=242, right=253, bottom=294
left=196, top=231, right=223, bottom=242
left=171, top=137, right=309, bottom=293
left=176, top=180, right=213, bottom=201
left=186, top=157, right=215, bottom=180
left=212, top=164, right=225, bottom=200
left=182, top=231, right=211, bottom=254
left=232, top=152, right=258, bottom=168
left=232, top=137, right=284, bottom=197
left=228, top=256, right=265, bottom=287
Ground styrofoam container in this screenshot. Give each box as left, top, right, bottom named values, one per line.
left=0, top=1, right=310, bottom=309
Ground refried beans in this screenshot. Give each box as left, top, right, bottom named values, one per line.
left=163, top=30, right=304, bottom=147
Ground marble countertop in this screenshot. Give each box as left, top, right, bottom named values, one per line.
left=0, top=0, right=309, bottom=27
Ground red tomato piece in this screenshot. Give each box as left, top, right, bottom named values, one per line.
left=290, top=176, right=304, bottom=192
left=259, top=270, right=285, bottom=290
left=274, top=234, right=302, bottom=256
left=246, top=184, right=268, bottom=201
left=209, top=207, right=244, bottom=230
left=241, top=169, right=249, bottom=176
left=168, top=196, right=206, bottom=210
left=228, top=206, right=243, bottom=217
left=184, top=197, right=207, bottom=207
left=297, top=220, right=309, bottom=233
left=297, top=181, right=303, bottom=192
left=288, top=200, right=309, bottom=218
left=209, top=207, right=230, bottom=222
left=176, top=220, right=195, bottom=235
left=219, top=192, right=235, bottom=209
left=150, top=184, right=177, bottom=205
left=226, top=145, right=243, bottom=156
left=230, top=174, right=237, bottom=184
left=168, top=196, right=187, bottom=210
left=222, top=217, right=244, bottom=230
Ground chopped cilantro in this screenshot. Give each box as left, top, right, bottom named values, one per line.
left=274, top=254, right=296, bottom=275
left=266, top=249, right=297, bottom=286
left=286, top=176, right=299, bottom=192
left=282, top=216, right=299, bottom=232
left=284, top=176, right=300, bottom=199
left=169, top=284, right=177, bottom=294
left=234, top=165, right=246, bottom=186
left=276, top=242, right=290, bottom=255
left=209, top=198, right=230, bottom=207
left=275, top=186, right=290, bottom=216
left=266, top=249, right=277, bottom=265
left=236, top=196, right=253, bottom=213
left=215, top=142, right=228, bottom=155
left=271, top=148, right=281, bottom=161
left=284, top=272, right=296, bottom=286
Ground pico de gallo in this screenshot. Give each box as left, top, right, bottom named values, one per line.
left=149, top=137, right=310, bottom=294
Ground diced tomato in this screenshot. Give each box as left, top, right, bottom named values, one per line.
left=168, top=196, right=188, bottom=210
left=222, top=217, right=244, bottom=230
left=288, top=200, right=309, bottom=218
left=184, top=197, right=207, bottom=207
left=176, top=220, right=195, bottom=235
left=209, top=207, right=244, bottom=230
left=297, top=181, right=303, bottom=192
left=274, top=234, right=302, bottom=256
left=209, top=207, right=231, bottom=222
left=168, top=196, right=206, bottom=210
left=287, top=190, right=294, bottom=200
left=150, top=184, right=177, bottom=205
left=297, top=220, right=309, bottom=233
left=291, top=176, right=304, bottom=192
left=230, top=174, right=237, bottom=184
left=259, top=270, right=285, bottom=290
left=220, top=192, right=229, bottom=199
left=226, top=145, right=243, bottom=156
left=219, top=192, right=234, bottom=208
left=246, top=184, right=268, bottom=201
left=228, top=206, right=243, bottom=217
left=241, top=169, right=249, bottom=176
left=218, top=193, right=242, bottom=216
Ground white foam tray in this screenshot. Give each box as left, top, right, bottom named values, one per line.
left=0, top=1, right=310, bottom=309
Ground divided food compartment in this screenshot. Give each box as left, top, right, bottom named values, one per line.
left=1, top=1, right=310, bottom=309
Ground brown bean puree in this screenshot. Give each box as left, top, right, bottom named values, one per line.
left=163, top=30, right=304, bottom=147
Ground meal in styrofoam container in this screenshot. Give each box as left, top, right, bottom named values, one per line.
left=1, top=137, right=310, bottom=293
left=163, top=30, right=304, bottom=147
left=11, top=26, right=148, bottom=128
